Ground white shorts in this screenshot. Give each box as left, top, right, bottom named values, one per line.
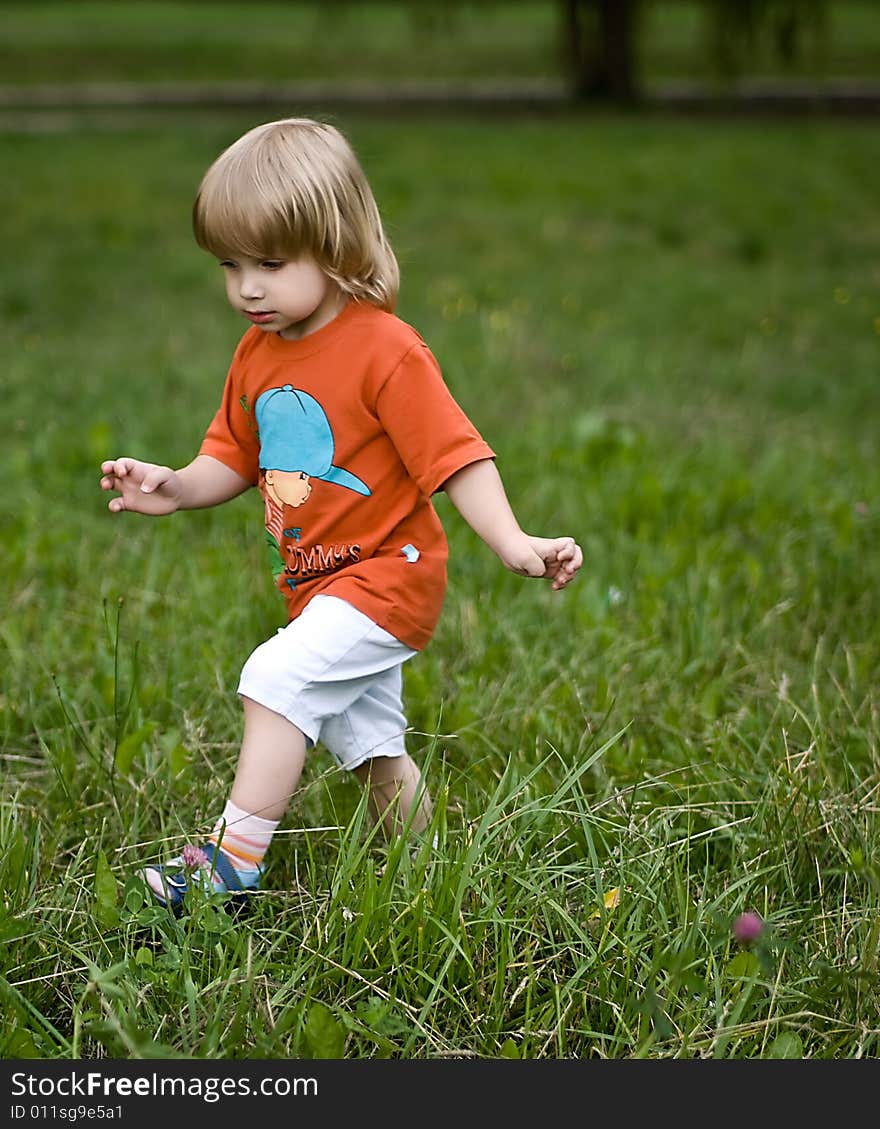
left=237, top=595, right=417, bottom=771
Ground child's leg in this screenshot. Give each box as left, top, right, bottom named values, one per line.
left=230, top=696, right=307, bottom=820
left=353, top=753, right=432, bottom=838
left=142, top=596, right=418, bottom=906
left=142, top=697, right=305, bottom=904
left=319, top=659, right=429, bottom=840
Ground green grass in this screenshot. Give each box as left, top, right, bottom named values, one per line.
left=1, top=111, right=879, bottom=1060
left=1, top=0, right=879, bottom=86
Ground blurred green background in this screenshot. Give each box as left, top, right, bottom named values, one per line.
left=1, top=0, right=879, bottom=91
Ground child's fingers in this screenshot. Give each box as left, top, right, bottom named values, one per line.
left=549, top=539, right=583, bottom=589
left=100, top=458, right=141, bottom=497
left=556, top=539, right=582, bottom=567
left=100, top=461, right=129, bottom=492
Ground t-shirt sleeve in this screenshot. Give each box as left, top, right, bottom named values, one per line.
left=375, top=343, right=495, bottom=496
left=198, top=350, right=261, bottom=485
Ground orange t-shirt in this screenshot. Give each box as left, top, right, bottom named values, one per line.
left=199, top=301, right=495, bottom=650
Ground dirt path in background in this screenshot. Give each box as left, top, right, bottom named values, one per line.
left=1, top=77, right=878, bottom=131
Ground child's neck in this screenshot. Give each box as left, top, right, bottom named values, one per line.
left=278, top=286, right=349, bottom=341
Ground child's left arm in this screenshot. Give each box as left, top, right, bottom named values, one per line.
left=442, top=459, right=582, bottom=591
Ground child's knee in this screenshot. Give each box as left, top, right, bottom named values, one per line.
left=356, top=753, right=416, bottom=787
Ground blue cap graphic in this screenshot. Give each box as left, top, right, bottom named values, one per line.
left=255, top=385, right=370, bottom=496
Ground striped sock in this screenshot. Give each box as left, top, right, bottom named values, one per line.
left=143, top=801, right=278, bottom=901
left=207, top=801, right=278, bottom=889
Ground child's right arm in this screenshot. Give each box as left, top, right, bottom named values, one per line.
left=100, top=454, right=251, bottom=516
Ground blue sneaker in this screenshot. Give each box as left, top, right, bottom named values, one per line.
left=141, top=842, right=260, bottom=916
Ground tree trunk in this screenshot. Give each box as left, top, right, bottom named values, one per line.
left=562, top=0, right=641, bottom=103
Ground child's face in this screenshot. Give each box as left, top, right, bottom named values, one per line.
left=264, top=469, right=312, bottom=508
left=219, top=254, right=342, bottom=339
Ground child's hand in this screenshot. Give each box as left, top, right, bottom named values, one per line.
left=442, top=460, right=582, bottom=590
left=100, top=458, right=182, bottom=516
left=525, top=535, right=583, bottom=591
left=500, top=534, right=583, bottom=591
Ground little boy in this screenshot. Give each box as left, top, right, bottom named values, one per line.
left=100, top=118, right=582, bottom=910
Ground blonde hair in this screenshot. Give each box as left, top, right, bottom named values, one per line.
left=193, top=118, right=399, bottom=311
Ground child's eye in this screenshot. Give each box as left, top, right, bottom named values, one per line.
left=260, top=260, right=285, bottom=270
left=219, top=260, right=237, bottom=269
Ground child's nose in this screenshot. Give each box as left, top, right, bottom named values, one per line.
left=240, top=271, right=264, bottom=299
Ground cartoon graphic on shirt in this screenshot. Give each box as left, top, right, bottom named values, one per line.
left=255, top=384, right=370, bottom=589
left=256, top=384, right=370, bottom=505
